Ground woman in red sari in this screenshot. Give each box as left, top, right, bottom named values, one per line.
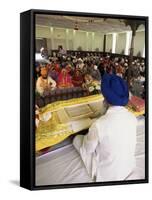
left=72, top=69, right=84, bottom=87
left=57, top=68, right=73, bottom=88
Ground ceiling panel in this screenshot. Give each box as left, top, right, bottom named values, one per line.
left=36, top=14, right=145, bottom=34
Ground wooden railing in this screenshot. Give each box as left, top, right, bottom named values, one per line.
left=36, top=87, right=95, bottom=108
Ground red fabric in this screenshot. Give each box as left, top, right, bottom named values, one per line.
left=54, top=64, right=61, bottom=73
left=128, top=96, right=145, bottom=112
left=57, top=69, right=73, bottom=88
left=72, top=72, right=84, bottom=87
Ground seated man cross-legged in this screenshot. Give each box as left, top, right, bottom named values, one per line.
left=36, top=67, right=56, bottom=96
left=73, top=73, right=137, bottom=182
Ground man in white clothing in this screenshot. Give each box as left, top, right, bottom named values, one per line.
left=36, top=67, right=56, bottom=96
left=73, top=73, right=137, bottom=182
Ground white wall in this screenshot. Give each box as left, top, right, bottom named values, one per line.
left=53, top=27, right=66, bottom=49
left=115, top=32, right=126, bottom=54
left=106, top=34, right=112, bottom=52
left=94, top=32, right=104, bottom=51
left=36, top=26, right=51, bottom=38
left=75, top=31, right=86, bottom=50
left=36, top=25, right=145, bottom=56
left=105, top=31, right=145, bottom=57
left=134, top=31, right=145, bottom=56
left=67, top=29, right=73, bottom=50
left=36, top=25, right=104, bottom=51
left=87, top=32, right=92, bottom=51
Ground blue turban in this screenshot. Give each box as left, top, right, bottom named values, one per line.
left=101, top=73, right=129, bottom=106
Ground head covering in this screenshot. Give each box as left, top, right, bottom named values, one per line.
left=101, top=73, right=129, bottom=106
left=40, top=67, right=48, bottom=74
left=94, top=65, right=98, bottom=70
left=78, top=58, right=83, bottom=63
left=115, top=62, right=119, bottom=66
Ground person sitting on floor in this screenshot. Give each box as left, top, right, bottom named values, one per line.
left=98, top=58, right=106, bottom=77
left=52, top=60, right=61, bottom=74
left=115, top=64, right=124, bottom=78
left=72, top=69, right=84, bottom=87
left=57, top=68, right=73, bottom=88
left=76, top=58, right=85, bottom=71
left=36, top=67, right=56, bottom=96
left=90, top=64, right=101, bottom=81
left=35, top=64, right=41, bottom=80
left=58, top=45, right=67, bottom=56
left=83, top=74, right=101, bottom=94
left=73, top=73, right=137, bottom=182
left=65, top=64, right=74, bottom=76
left=48, top=65, right=59, bottom=82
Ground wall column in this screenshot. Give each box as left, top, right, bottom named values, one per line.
left=112, top=33, right=117, bottom=53
left=66, top=29, right=69, bottom=50
left=73, top=30, right=76, bottom=50
left=86, top=32, right=89, bottom=51
left=125, top=31, right=132, bottom=55
left=50, top=27, right=54, bottom=50
left=142, top=45, right=145, bottom=58
left=103, top=34, right=106, bottom=52
left=91, top=32, right=95, bottom=51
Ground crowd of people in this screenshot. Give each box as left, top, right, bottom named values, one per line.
left=35, top=49, right=145, bottom=99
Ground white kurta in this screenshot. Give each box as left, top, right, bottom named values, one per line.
left=36, top=76, right=56, bottom=95
left=73, top=106, right=137, bottom=182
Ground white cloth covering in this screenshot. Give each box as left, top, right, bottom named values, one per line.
left=36, top=144, right=92, bottom=185
left=36, top=115, right=145, bottom=186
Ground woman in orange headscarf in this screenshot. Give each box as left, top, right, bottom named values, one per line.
left=57, top=68, right=73, bottom=88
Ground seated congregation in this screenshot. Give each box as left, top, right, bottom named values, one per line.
left=35, top=52, right=145, bottom=107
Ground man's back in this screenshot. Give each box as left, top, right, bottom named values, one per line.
left=95, top=106, right=137, bottom=181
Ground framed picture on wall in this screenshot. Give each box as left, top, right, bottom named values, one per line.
left=20, top=9, right=149, bottom=190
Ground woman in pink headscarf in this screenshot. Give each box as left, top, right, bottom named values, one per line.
left=57, top=68, right=73, bottom=88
